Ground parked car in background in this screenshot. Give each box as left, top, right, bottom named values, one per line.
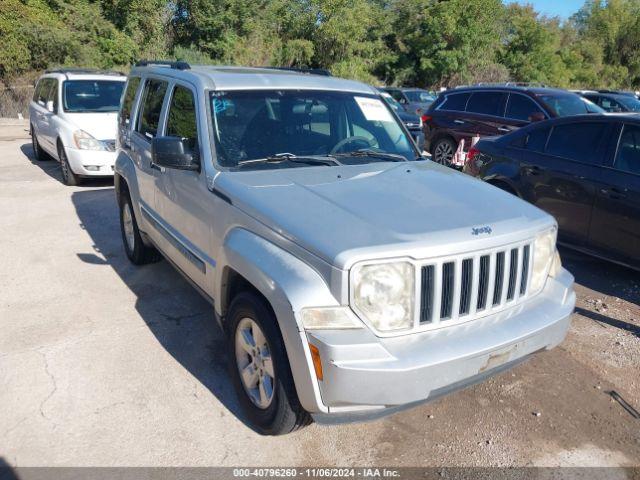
left=381, top=87, right=436, bottom=115
left=29, top=69, right=126, bottom=185
left=379, top=90, right=425, bottom=150
left=464, top=114, right=640, bottom=270
left=115, top=61, right=574, bottom=435
left=577, top=90, right=640, bottom=113
left=423, top=85, right=605, bottom=166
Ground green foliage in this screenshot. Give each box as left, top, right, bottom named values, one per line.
left=3, top=0, right=640, bottom=89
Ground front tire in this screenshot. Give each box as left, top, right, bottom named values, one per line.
left=227, top=292, right=311, bottom=435
left=119, top=192, right=161, bottom=265
left=58, top=143, right=81, bottom=186
left=31, top=126, right=47, bottom=161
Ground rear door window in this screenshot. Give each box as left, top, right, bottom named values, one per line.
left=136, top=79, right=168, bottom=139
left=120, top=77, right=141, bottom=127
left=614, top=124, right=640, bottom=175
left=466, top=92, right=506, bottom=117
left=546, top=122, right=607, bottom=164
left=439, top=93, right=470, bottom=112
left=506, top=94, right=545, bottom=121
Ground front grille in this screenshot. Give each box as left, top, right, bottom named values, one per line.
left=419, top=241, right=533, bottom=327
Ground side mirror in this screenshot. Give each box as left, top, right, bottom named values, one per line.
left=529, top=112, right=545, bottom=122
left=151, top=137, right=199, bottom=171
left=46, top=101, right=54, bottom=113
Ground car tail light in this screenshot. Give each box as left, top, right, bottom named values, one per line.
left=464, top=146, right=481, bottom=176
left=421, top=114, right=432, bottom=124
left=467, top=146, right=480, bottom=163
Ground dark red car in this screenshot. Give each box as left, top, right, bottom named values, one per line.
left=423, top=85, right=604, bottom=165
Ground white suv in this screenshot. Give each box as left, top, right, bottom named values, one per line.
left=29, top=69, right=126, bottom=185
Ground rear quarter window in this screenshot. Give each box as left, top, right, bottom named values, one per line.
left=439, top=93, right=470, bottom=112
left=524, top=127, right=550, bottom=152
left=546, top=122, right=607, bottom=164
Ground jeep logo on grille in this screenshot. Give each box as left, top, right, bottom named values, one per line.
left=472, top=226, right=492, bottom=236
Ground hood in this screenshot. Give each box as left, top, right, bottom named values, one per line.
left=215, top=161, right=552, bottom=268
left=64, top=112, right=118, bottom=140
left=397, top=110, right=421, bottom=125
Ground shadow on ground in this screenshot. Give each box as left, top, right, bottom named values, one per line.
left=19, top=142, right=114, bottom=188
left=70, top=187, right=246, bottom=427
left=560, top=246, right=640, bottom=306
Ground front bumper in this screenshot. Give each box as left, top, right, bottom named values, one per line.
left=305, top=269, right=574, bottom=419
left=65, top=147, right=117, bottom=177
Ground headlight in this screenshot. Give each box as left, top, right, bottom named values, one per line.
left=73, top=130, right=106, bottom=151
left=300, top=307, right=363, bottom=330
left=530, top=228, right=557, bottom=294
left=352, top=262, right=415, bottom=332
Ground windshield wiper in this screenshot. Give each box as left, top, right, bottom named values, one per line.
left=236, top=153, right=342, bottom=168
left=332, top=149, right=408, bottom=162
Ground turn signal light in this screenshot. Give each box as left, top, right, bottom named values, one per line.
left=309, top=343, right=323, bottom=381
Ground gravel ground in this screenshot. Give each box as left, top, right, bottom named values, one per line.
left=1, top=124, right=639, bottom=468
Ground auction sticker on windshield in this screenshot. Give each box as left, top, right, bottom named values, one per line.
left=355, top=96, right=394, bottom=123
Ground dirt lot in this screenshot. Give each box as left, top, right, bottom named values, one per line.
left=1, top=123, right=639, bottom=468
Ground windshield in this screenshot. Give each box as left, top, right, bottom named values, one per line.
left=581, top=97, right=606, bottom=114
left=539, top=93, right=602, bottom=117
left=62, top=80, right=125, bottom=112
left=618, top=96, right=640, bottom=112
left=380, top=92, right=402, bottom=112
left=404, top=90, right=435, bottom=103
left=210, top=90, right=417, bottom=169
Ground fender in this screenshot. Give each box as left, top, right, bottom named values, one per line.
left=217, top=228, right=340, bottom=413
left=114, top=151, right=152, bottom=239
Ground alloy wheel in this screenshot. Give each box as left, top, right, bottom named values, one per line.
left=235, top=317, right=275, bottom=409
left=122, top=202, right=135, bottom=252
left=434, top=141, right=454, bottom=166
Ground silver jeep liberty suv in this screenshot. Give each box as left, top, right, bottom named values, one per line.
left=114, top=61, right=575, bottom=435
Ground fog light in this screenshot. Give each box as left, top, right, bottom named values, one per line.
left=84, top=165, right=100, bottom=171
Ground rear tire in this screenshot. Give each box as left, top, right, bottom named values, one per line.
left=119, top=191, right=161, bottom=265
left=31, top=126, right=48, bottom=161
left=227, top=292, right=311, bottom=435
left=431, top=137, right=457, bottom=166
left=58, top=143, right=81, bottom=186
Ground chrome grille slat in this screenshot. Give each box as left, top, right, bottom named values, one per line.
left=417, top=240, right=533, bottom=329
left=420, top=265, right=435, bottom=324
left=520, top=245, right=530, bottom=295
left=459, top=258, right=474, bottom=316
left=440, top=262, right=455, bottom=320
left=493, top=251, right=505, bottom=306
left=507, top=248, right=519, bottom=301
left=476, top=255, right=490, bottom=311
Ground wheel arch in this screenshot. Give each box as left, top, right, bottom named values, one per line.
left=217, top=228, right=337, bottom=413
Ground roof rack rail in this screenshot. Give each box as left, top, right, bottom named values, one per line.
left=262, top=67, right=332, bottom=76
left=44, top=68, right=125, bottom=76
left=454, top=81, right=550, bottom=89
left=135, top=60, right=191, bottom=70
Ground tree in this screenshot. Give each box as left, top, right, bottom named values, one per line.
left=500, top=4, right=570, bottom=87
left=388, top=0, right=505, bottom=87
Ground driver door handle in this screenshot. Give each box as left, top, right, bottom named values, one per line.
left=454, top=119, right=465, bottom=125
left=498, top=126, right=511, bottom=133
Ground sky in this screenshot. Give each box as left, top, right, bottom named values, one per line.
left=505, top=0, right=586, bottom=18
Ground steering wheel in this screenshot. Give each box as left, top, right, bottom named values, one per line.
left=330, top=136, right=374, bottom=154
